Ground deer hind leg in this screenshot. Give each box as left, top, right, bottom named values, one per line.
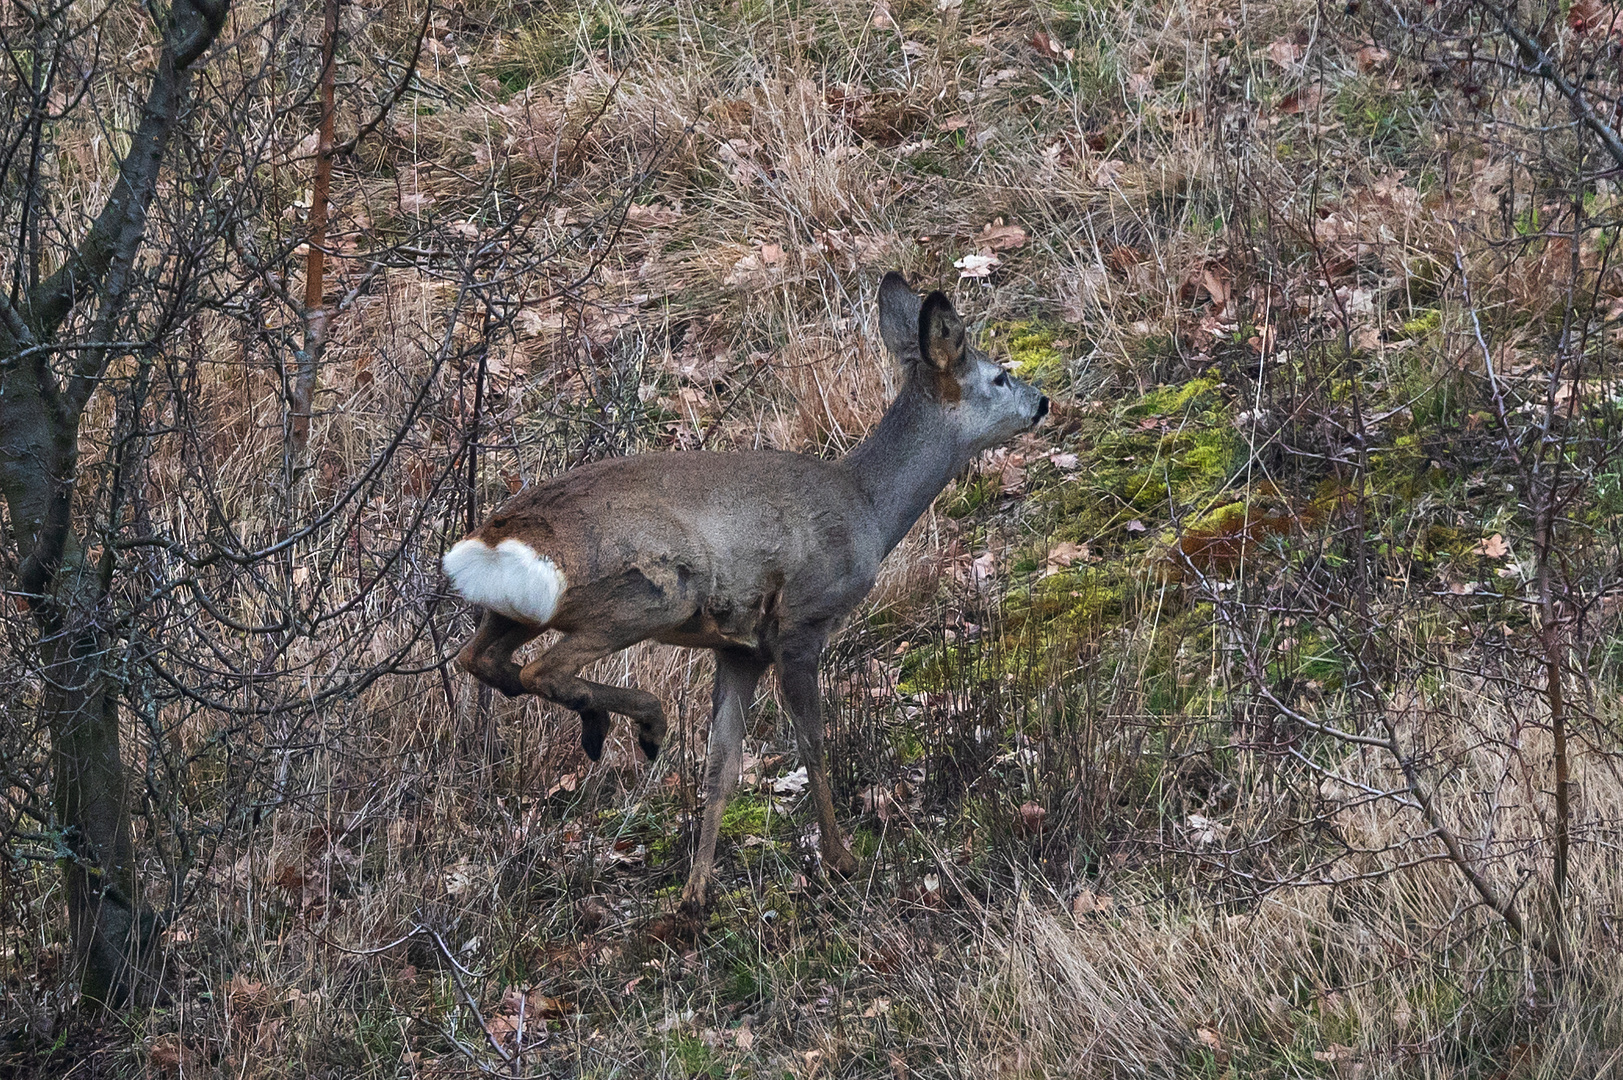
left=681, top=649, right=769, bottom=918
left=518, top=630, right=668, bottom=761
left=456, top=612, right=544, bottom=698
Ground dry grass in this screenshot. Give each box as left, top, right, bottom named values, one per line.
left=5, top=0, right=1623, bottom=1076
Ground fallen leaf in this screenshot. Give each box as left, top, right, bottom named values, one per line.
left=1105, top=245, right=1142, bottom=272
left=1093, top=159, right=1127, bottom=186
left=148, top=1035, right=190, bottom=1074
left=1355, top=45, right=1389, bottom=71
left=1185, top=813, right=1231, bottom=847
left=735, top=1021, right=755, bottom=1050
left=954, top=252, right=1000, bottom=278
left=1180, top=263, right=1231, bottom=309
left=273, top=863, right=304, bottom=894
left=226, top=974, right=273, bottom=1010
left=772, top=766, right=809, bottom=795
left=976, top=218, right=1027, bottom=251
left=860, top=784, right=899, bottom=821
left=1042, top=541, right=1091, bottom=577
left=575, top=896, right=612, bottom=932
left=998, top=458, right=1027, bottom=494
left=1015, top=801, right=1047, bottom=837
left=1072, top=889, right=1114, bottom=916
left=937, top=113, right=971, bottom=131
left=486, top=1012, right=518, bottom=1043
left=1049, top=451, right=1080, bottom=470
left=1125, top=519, right=1147, bottom=532
left=1028, top=31, right=1074, bottom=62
left=1313, top=1043, right=1358, bottom=1063
left=1278, top=84, right=1324, bottom=114
left=1473, top=533, right=1511, bottom=558
left=399, top=190, right=435, bottom=213
left=625, top=203, right=682, bottom=227
left=514, top=308, right=566, bottom=338
left=726, top=244, right=789, bottom=287
left=970, top=550, right=998, bottom=590
left=1196, top=1026, right=1231, bottom=1064
left=1268, top=36, right=1306, bottom=70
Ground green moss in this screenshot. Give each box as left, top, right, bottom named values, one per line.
left=1402, top=308, right=1442, bottom=337
left=720, top=794, right=769, bottom=840
left=989, top=321, right=1069, bottom=386
left=1127, top=375, right=1222, bottom=418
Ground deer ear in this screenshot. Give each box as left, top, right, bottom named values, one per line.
left=878, top=271, right=922, bottom=364
left=918, top=291, right=966, bottom=372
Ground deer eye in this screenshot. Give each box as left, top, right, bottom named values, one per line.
left=993, top=371, right=1010, bottom=388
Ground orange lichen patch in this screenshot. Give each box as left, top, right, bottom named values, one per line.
left=1165, top=501, right=1297, bottom=579
left=1163, top=483, right=1352, bottom=580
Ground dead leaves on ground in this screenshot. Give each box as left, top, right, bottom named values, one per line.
left=1569, top=0, right=1623, bottom=36
left=724, top=230, right=894, bottom=289
left=1276, top=83, right=1325, bottom=115
left=1029, top=31, right=1076, bottom=63
left=1267, top=33, right=1309, bottom=73
left=953, top=218, right=1027, bottom=278
left=481, top=986, right=576, bottom=1052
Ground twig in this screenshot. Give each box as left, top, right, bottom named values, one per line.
left=1477, top=0, right=1623, bottom=173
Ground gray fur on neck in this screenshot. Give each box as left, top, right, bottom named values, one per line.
left=841, top=383, right=969, bottom=556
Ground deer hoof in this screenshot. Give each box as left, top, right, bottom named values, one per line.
left=579, top=709, right=610, bottom=761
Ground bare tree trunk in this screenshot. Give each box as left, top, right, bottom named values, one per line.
left=46, top=607, right=151, bottom=1006
left=0, top=0, right=227, bottom=1006
left=288, top=0, right=338, bottom=462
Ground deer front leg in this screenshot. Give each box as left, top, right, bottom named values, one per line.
left=776, top=641, right=859, bottom=878
left=518, top=631, right=667, bottom=760
left=456, top=611, right=543, bottom=698
left=680, top=649, right=769, bottom=919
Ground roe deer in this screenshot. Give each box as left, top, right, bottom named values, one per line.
left=443, top=272, right=1047, bottom=913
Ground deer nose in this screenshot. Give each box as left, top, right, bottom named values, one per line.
left=1034, top=395, right=1050, bottom=422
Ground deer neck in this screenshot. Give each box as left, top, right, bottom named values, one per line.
left=841, top=386, right=968, bottom=555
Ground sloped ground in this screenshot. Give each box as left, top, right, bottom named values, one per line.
left=6, top=0, right=1623, bottom=1076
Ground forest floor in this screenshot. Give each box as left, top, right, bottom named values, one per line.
left=7, top=0, right=1623, bottom=1076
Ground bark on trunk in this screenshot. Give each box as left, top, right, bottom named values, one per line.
left=288, top=0, right=338, bottom=461
left=47, top=610, right=153, bottom=1006
left=0, top=0, right=227, bottom=1006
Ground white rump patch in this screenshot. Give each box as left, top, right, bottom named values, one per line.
left=442, top=537, right=567, bottom=626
